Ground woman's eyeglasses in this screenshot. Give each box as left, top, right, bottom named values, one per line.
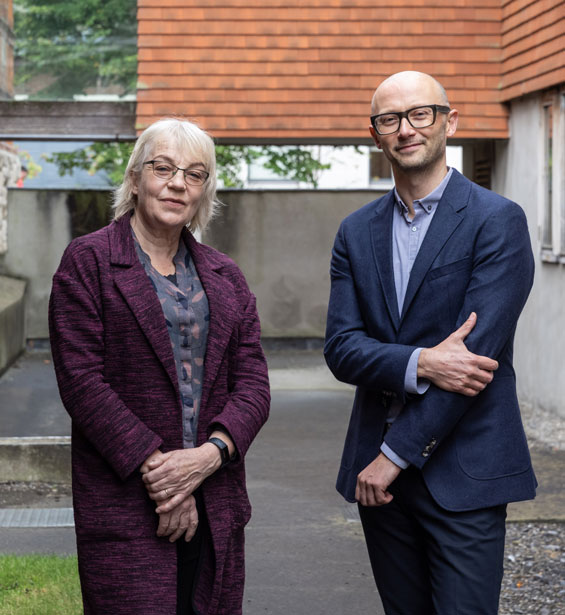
left=143, top=160, right=210, bottom=186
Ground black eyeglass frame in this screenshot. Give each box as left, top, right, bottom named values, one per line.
left=370, top=105, right=451, bottom=135
left=143, top=160, right=210, bottom=185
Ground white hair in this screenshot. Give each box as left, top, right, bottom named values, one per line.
left=113, top=118, right=220, bottom=232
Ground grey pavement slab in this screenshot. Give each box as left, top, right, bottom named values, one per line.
left=0, top=352, right=70, bottom=437
left=0, top=527, right=77, bottom=555
left=243, top=390, right=382, bottom=613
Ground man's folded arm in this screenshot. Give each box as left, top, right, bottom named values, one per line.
left=384, top=204, right=534, bottom=468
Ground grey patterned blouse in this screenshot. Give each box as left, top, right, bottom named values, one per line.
left=133, top=229, right=209, bottom=448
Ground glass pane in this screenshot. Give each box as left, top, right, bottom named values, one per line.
left=0, top=1, right=14, bottom=99
left=9, top=141, right=113, bottom=189
left=561, top=94, right=565, bottom=256
left=369, top=150, right=392, bottom=184
left=12, top=0, right=137, bottom=100
left=542, top=104, right=553, bottom=249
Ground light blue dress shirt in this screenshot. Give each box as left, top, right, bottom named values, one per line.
left=381, top=168, right=454, bottom=469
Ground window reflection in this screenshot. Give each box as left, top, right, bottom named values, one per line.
left=12, top=0, right=136, bottom=100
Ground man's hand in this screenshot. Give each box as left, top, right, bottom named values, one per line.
left=418, top=312, right=498, bottom=397
left=356, top=453, right=402, bottom=507
left=156, top=494, right=199, bottom=543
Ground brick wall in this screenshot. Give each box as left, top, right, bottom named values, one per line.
left=136, top=0, right=509, bottom=141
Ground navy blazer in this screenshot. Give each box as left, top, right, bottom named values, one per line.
left=324, top=170, right=537, bottom=511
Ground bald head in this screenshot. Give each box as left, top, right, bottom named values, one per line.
left=371, top=71, right=449, bottom=115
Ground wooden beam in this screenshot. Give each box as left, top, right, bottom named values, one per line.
left=0, top=101, right=136, bottom=141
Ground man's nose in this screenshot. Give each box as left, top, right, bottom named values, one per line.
left=397, top=116, right=416, bottom=137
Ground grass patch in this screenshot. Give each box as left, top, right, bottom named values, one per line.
left=0, top=555, right=81, bottom=614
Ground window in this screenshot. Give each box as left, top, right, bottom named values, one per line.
left=247, top=155, right=297, bottom=185
left=542, top=103, right=553, bottom=250
left=9, top=141, right=112, bottom=189
left=552, top=91, right=565, bottom=263
left=540, top=91, right=565, bottom=262
left=12, top=0, right=136, bottom=101
left=369, top=149, right=393, bottom=187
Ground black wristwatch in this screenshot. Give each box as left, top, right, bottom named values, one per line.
left=208, top=437, right=231, bottom=468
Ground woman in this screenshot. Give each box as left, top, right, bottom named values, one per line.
left=49, top=118, right=270, bottom=614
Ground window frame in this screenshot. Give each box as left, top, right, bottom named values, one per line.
left=539, top=89, right=565, bottom=263
left=368, top=147, right=394, bottom=189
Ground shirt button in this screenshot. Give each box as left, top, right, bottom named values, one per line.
left=427, top=205, right=432, bottom=211
left=412, top=226, right=417, bottom=232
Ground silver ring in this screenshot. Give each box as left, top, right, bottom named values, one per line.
left=164, top=489, right=169, bottom=497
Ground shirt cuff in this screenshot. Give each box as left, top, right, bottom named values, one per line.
left=381, top=442, right=410, bottom=470
left=405, top=348, right=430, bottom=395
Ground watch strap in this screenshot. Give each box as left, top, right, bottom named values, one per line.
left=208, top=437, right=230, bottom=468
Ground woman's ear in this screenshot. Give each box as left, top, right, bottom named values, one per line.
left=131, top=170, right=139, bottom=195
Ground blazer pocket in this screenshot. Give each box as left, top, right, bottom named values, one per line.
left=455, top=376, right=531, bottom=480
left=428, top=256, right=471, bottom=280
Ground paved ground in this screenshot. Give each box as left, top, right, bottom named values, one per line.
left=0, top=350, right=383, bottom=614
left=1, top=347, right=564, bottom=614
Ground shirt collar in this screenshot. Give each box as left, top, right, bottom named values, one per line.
left=394, top=167, right=454, bottom=217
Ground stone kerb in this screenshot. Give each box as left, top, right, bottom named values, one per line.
left=0, top=437, right=71, bottom=483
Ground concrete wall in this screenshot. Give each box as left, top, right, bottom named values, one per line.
left=1, top=188, right=383, bottom=340
left=0, top=145, right=20, bottom=253
left=203, top=190, right=383, bottom=337
left=0, top=275, right=26, bottom=374
left=0, top=189, right=112, bottom=338
left=492, top=94, right=565, bottom=419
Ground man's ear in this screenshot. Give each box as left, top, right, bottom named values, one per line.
left=369, top=126, right=382, bottom=149
left=446, top=109, right=458, bottom=138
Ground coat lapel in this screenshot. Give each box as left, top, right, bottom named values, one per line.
left=109, top=215, right=179, bottom=392
left=400, top=171, right=470, bottom=322
left=370, top=192, right=401, bottom=329
left=185, top=232, right=237, bottom=420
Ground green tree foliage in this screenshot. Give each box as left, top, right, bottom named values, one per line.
left=258, top=146, right=330, bottom=186
left=13, top=0, right=137, bottom=98
left=47, top=143, right=331, bottom=188
left=46, top=142, right=134, bottom=186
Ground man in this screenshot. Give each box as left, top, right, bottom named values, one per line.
left=324, top=71, right=536, bottom=615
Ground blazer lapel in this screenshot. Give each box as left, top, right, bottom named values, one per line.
left=370, top=192, right=401, bottom=329
left=109, top=215, right=179, bottom=392
left=400, top=171, right=470, bottom=322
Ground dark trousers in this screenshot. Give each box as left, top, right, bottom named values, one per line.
left=177, top=490, right=207, bottom=615
left=358, top=467, right=507, bottom=615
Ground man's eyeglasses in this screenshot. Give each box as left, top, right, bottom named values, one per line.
left=370, top=105, right=451, bottom=135
left=143, top=160, right=210, bottom=186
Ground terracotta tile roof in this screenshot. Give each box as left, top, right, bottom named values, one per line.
left=500, top=0, right=565, bottom=101
left=136, top=0, right=563, bottom=141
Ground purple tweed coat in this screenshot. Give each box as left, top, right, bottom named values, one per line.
left=48, top=213, right=270, bottom=614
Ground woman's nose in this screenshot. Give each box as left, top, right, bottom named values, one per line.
left=168, top=171, right=186, bottom=189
